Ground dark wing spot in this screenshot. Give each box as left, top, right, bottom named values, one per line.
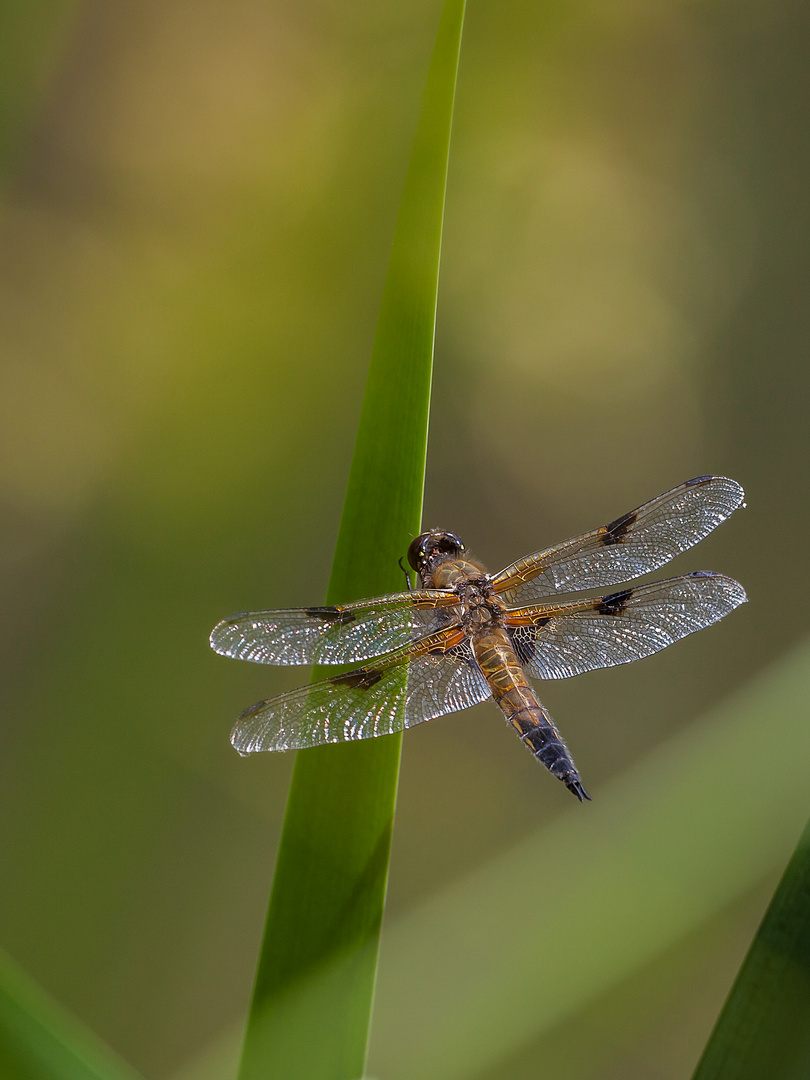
left=688, top=570, right=719, bottom=579
left=304, top=605, right=357, bottom=625
left=597, top=588, right=632, bottom=616
left=329, top=666, right=384, bottom=690
left=602, top=509, right=638, bottom=545
left=684, top=474, right=713, bottom=486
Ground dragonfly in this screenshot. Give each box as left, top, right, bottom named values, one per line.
left=210, top=475, right=746, bottom=800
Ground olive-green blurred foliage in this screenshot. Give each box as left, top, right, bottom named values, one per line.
left=0, top=947, right=141, bottom=1080
left=0, top=1, right=808, bottom=1078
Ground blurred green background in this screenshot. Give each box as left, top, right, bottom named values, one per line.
left=1, top=1, right=809, bottom=1078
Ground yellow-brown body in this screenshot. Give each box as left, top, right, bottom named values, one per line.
left=425, top=551, right=581, bottom=791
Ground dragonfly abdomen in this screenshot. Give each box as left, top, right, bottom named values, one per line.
left=473, top=629, right=590, bottom=802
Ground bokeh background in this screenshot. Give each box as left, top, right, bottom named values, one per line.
left=1, top=1, right=809, bottom=1078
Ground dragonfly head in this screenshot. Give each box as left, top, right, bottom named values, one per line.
left=407, top=530, right=466, bottom=577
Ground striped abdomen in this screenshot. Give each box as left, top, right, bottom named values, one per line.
left=472, top=627, right=590, bottom=801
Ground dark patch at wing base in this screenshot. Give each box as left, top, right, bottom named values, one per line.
left=510, top=622, right=548, bottom=665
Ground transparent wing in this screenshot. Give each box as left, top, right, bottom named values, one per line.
left=493, top=476, right=745, bottom=604
left=210, top=590, right=459, bottom=665
left=230, top=631, right=492, bottom=753
left=507, top=572, right=747, bottom=680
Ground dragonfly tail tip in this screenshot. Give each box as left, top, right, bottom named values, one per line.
left=566, top=776, right=592, bottom=802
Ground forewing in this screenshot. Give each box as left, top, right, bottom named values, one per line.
left=508, top=572, right=747, bottom=680
left=230, top=631, right=492, bottom=753
left=493, top=476, right=745, bottom=604
left=210, top=590, right=459, bottom=665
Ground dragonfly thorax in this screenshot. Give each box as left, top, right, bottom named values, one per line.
left=450, top=576, right=506, bottom=634
left=428, top=556, right=490, bottom=590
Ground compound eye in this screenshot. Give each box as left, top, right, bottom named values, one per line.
left=441, top=532, right=465, bottom=554
left=407, top=533, right=429, bottom=572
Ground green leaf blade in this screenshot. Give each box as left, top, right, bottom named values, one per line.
left=236, top=4, right=467, bottom=1079
left=328, top=0, right=467, bottom=606
left=692, top=815, right=810, bottom=1080
left=0, top=949, right=143, bottom=1080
